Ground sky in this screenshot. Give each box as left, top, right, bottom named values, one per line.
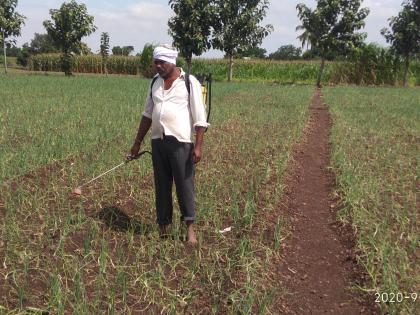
left=14, top=0, right=403, bottom=58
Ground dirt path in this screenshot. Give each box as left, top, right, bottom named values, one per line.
left=276, top=89, right=375, bottom=314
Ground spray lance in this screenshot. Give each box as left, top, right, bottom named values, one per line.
left=72, top=150, right=151, bottom=196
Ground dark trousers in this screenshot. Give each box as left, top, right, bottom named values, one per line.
left=151, top=136, right=195, bottom=226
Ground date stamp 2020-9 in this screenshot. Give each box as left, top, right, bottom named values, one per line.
left=375, top=292, right=418, bottom=303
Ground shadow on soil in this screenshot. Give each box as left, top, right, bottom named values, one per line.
left=97, top=206, right=152, bottom=235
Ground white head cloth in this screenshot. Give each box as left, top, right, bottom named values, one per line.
left=153, top=45, right=178, bottom=65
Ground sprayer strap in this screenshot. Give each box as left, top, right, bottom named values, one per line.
left=149, top=74, right=209, bottom=130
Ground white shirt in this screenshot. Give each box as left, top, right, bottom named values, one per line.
left=142, top=69, right=209, bottom=143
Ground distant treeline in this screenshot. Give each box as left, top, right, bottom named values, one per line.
left=27, top=53, right=420, bottom=86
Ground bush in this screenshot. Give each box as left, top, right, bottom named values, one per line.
left=330, top=44, right=403, bottom=85
left=139, top=43, right=155, bottom=78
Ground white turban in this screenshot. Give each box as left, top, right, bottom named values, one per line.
left=153, top=45, right=178, bottom=65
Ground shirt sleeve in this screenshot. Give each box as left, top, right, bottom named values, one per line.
left=142, top=83, right=154, bottom=119
left=189, top=75, right=210, bottom=129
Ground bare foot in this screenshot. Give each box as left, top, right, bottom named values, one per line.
left=186, top=221, right=198, bottom=245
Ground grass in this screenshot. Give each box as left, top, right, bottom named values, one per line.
left=0, top=73, right=312, bottom=313
left=324, top=87, right=420, bottom=315
left=0, top=57, right=18, bottom=66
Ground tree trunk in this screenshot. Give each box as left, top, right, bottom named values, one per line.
left=2, top=31, right=7, bottom=74
left=228, top=54, right=234, bottom=82
left=186, top=57, right=192, bottom=78
left=317, top=57, right=325, bottom=88
left=403, top=54, right=410, bottom=87
left=392, top=55, right=399, bottom=86
left=62, top=50, right=72, bottom=76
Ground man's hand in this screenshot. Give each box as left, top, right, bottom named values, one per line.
left=129, top=116, right=152, bottom=160
left=192, top=145, right=202, bottom=164
left=128, top=141, right=141, bottom=160
left=193, top=126, right=205, bottom=164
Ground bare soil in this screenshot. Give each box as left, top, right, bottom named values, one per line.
left=275, top=89, right=378, bottom=314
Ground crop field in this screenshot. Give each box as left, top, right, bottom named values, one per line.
left=21, top=55, right=420, bottom=86
left=324, top=87, right=419, bottom=315
left=1, top=73, right=419, bottom=314
left=0, top=74, right=312, bottom=313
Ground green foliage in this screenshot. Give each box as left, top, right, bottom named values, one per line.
left=0, top=55, right=16, bottom=65
left=16, top=44, right=30, bottom=67
left=212, top=0, right=273, bottom=81
left=0, top=0, right=26, bottom=73
left=381, top=0, right=420, bottom=86
left=5, top=43, right=20, bottom=57
left=112, top=46, right=134, bottom=56
left=100, top=32, right=110, bottom=74
left=25, top=54, right=420, bottom=86
left=139, top=43, right=155, bottom=78
left=236, top=46, right=267, bottom=59
left=301, top=47, right=338, bottom=60
left=0, top=0, right=25, bottom=40
left=190, top=58, right=328, bottom=83
left=43, top=0, right=96, bottom=76
left=27, top=54, right=327, bottom=82
left=11, top=33, right=59, bottom=67
left=330, top=43, right=403, bottom=85
left=168, top=0, right=213, bottom=72
left=29, top=33, right=59, bottom=54
left=112, top=46, right=121, bottom=55
left=76, top=42, right=92, bottom=55
left=269, top=45, right=302, bottom=60
left=296, top=0, right=370, bottom=86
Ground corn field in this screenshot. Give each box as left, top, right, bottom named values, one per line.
left=27, top=54, right=420, bottom=86
left=29, top=54, right=142, bottom=75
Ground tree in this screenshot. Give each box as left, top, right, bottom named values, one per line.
left=122, top=46, right=134, bottom=56
left=269, top=45, right=302, bottom=60
left=11, top=33, right=59, bottom=68
left=212, top=0, right=273, bottom=81
left=112, top=46, right=122, bottom=55
left=381, top=0, right=420, bottom=87
left=16, top=43, right=30, bottom=67
left=295, top=24, right=312, bottom=50
left=43, top=0, right=96, bottom=75
left=0, top=0, right=25, bottom=74
left=236, top=46, right=267, bottom=59
left=112, top=45, right=134, bottom=56
left=301, top=46, right=339, bottom=60
left=168, top=0, right=213, bottom=75
left=5, top=42, right=20, bottom=57
left=29, top=33, right=59, bottom=54
left=76, top=42, right=92, bottom=55
left=139, top=43, right=156, bottom=78
left=296, top=0, right=370, bottom=87
left=100, top=32, right=110, bottom=75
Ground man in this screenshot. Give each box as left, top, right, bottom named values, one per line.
left=129, top=45, right=209, bottom=245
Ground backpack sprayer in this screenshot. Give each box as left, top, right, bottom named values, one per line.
left=72, top=73, right=212, bottom=196
left=195, top=73, right=212, bottom=128
left=151, top=72, right=212, bottom=126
